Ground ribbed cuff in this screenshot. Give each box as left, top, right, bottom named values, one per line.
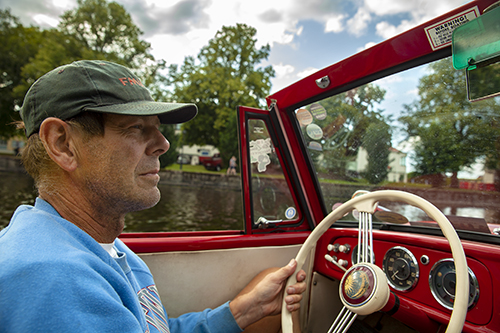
left=207, top=301, right=243, bottom=332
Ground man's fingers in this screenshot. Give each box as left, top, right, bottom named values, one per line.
left=272, top=259, right=298, bottom=282
left=296, top=269, right=306, bottom=282
left=286, top=303, right=300, bottom=312
left=285, top=294, right=302, bottom=305
left=287, top=280, right=306, bottom=295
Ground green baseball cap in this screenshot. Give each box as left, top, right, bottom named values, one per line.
left=20, top=60, right=198, bottom=137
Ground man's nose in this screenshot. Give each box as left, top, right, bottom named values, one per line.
left=148, top=128, right=170, bottom=156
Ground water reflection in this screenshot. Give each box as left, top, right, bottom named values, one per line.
left=382, top=202, right=488, bottom=222
left=0, top=172, right=37, bottom=229
left=124, top=184, right=243, bottom=232
left=0, top=172, right=244, bottom=232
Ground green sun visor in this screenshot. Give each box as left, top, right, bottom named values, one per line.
left=452, top=5, right=500, bottom=70
left=452, top=4, right=500, bottom=101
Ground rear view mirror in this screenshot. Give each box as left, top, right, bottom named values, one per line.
left=452, top=4, right=500, bottom=102
left=466, top=60, right=500, bottom=101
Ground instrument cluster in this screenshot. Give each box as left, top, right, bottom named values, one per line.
left=324, top=239, right=482, bottom=313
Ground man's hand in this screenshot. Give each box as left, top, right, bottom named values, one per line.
left=230, top=259, right=307, bottom=329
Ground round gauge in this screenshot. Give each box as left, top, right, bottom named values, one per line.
left=429, top=258, right=479, bottom=311
left=383, top=246, right=419, bottom=292
left=351, top=245, right=375, bottom=265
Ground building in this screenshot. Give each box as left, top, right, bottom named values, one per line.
left=348, top=146, right=407, bottom=183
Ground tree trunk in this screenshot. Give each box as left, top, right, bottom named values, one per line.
left=495, top=169, right=500, bottom=192
left=450, top=171, right=459, bottom=188
left=430, top=173, right=445, bottom=188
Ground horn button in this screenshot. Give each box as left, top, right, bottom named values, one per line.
left=340, top=263, right=390, bottom=315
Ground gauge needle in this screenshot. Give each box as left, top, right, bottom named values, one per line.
left=392, top=270, right=399, bottom=279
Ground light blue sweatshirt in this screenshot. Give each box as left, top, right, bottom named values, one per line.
left=0, top=198, right=242, bottom=333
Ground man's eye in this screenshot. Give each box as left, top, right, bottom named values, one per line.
left=130, top=125, right=143, bottom=130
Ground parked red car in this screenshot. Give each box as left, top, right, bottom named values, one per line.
left=201, top=153, right=222, bottom=171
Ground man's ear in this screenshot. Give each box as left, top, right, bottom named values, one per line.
left=39, top=117, right=78, bottom=172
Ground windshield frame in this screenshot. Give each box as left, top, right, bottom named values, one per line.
left=265, top=0, right=500, bottom=244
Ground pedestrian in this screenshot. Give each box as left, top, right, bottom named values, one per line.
left=227, top=155, right=237, bottom=175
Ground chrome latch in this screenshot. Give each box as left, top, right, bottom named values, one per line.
left=315, top=75, right=330, bottom=89
left=256, top=216, right=283, bottom=229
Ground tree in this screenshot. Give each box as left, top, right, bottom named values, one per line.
left=59, top=0, right=153, bottom=68
left=0, top=10, right=42, bottom=137
left=4, top=1, right=168, bottom=144
left=304, top=84, right=390, bottom=182
left=167, top=24, right=275, bottom=165
left=399, top=58, right=500, bottom=187
left=159, top=125, right=179, bottom=168
left=363, top=121, right=392, bottom=184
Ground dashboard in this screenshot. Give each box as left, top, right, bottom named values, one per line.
left=314, top=228, right=500, bottom=332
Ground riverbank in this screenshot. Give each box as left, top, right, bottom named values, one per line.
left=0, top=155, right=23, bottom=173
left=159, top=170, right=242, bottom=190
left=3, top=154, right=498, bottom=211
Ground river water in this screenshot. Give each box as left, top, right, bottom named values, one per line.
left=0, top=172, right=244, bottom=232
left=1, top=171, right=496, bottom=234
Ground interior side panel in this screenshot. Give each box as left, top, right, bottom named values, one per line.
left=140, top=245, right=302, bottom=318
left=307, top=272, right=343, bottom=333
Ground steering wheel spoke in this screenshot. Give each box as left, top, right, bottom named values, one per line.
left=328, top=306, right=357, bottom=333
left=357, top=211, right=374, bottom=264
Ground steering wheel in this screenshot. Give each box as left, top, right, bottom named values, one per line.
left=282, top=190, right=468, bottom=333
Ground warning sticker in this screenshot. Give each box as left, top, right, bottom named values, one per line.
left=249, top=138, right=272, bottom=172
left=424, top=6, right=479, bottom=51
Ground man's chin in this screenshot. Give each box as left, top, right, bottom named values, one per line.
left=132, top=189, right=161, bottom=212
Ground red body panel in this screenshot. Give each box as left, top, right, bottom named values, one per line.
left=122, top=232, right=310, bottom=253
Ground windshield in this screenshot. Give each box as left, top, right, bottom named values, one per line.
left=295, top=56, right=500, bottom=238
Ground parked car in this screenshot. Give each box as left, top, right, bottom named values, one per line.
left=201, top=153, right=222, bottom=171
left=120, top=2, right=500, bottom=332
left=176, top=154, right=191, bottom=165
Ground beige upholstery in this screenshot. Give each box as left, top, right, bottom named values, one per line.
left=140, top=245, right=302, bottom=318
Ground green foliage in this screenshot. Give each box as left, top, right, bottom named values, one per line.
left=363, top=122, right=392, bottom=184
left=0, top=9, right=42, bottom=137
left=59, top=0, right=152, bottom=67
left=399, top=58, right=500, bottom=186
left=167, top=24, right=275, bottom=165
left=159, top=124, right=179, bottom=168
left=306, top=84, right=390, bottom=183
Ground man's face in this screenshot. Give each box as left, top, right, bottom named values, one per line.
left=74, top=114, right=170, bottom=216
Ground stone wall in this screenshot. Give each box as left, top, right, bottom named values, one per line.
left=159, top=170, right=241, bottom=190
left=0, top=156, right=24, bottom=173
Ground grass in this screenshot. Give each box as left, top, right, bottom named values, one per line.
left=164, top=163, right=226, bottom=174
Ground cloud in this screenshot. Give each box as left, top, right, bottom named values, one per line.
left=297, top=67, right=319, bottom=79
left=120, top=0, right=212, bottom=37
left=357, top=41, right=377, bottom=52
left=1, top=0, right=72, bottom=28
left=258, top=9, right=283, bottom=23
left=269, top=63, right=295, bottom=93
left=363, top=0, right=471, bottom=39
left=325, top=14, right=346, bottom=33
left=362, top=0, right=417, bottom=16
left=32, top=14, right=59, bottom=27
left=346, top=8, right=372, bottom=36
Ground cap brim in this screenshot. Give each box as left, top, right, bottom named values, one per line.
left=84, top=101, right=198, bottom=124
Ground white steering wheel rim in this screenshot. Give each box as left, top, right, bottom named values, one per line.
left=282, top=190, right=468, bottom=333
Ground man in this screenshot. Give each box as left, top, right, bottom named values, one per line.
left=0, top=60, right=306, bottom=332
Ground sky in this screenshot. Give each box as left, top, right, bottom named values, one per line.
left=2, top=0, right=475, bottom=94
